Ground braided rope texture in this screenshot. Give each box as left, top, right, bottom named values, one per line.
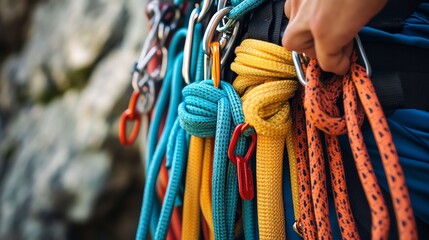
left=231, top=39, right=299, bottom=239
left=179, top=80, right=249, bottom=239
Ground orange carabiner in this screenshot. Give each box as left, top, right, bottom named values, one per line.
left=228, top=123, right=256, bottom=200
left=210, top=41, right=221, bottom=88
left=119, top=91, right=142, bottom=146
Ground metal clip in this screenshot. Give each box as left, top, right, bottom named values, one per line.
left=292, top=220, right=303, bottom=237
left=182, top=7, right=200, bottom=84
left=202, top=7, right=240, bottom=80
left=292, top=35, right=372, bottom=86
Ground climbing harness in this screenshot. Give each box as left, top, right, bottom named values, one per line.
left=118, top=1, right=419, bottom=239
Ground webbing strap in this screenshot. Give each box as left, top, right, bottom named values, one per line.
left=231, top=39, right=299, bottom=239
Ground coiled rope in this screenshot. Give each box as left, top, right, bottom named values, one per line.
left=297, top=54, right=418, bottom=240
left=178, top=80, right=248, bottom=239
left=231, top=39, right=299, bottom=239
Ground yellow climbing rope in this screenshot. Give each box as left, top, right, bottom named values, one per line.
left=182, top=136, right=204, bottom=239
left=231, top=39, right=299, bottom=239
left=200, top=138, right=215, bottom=240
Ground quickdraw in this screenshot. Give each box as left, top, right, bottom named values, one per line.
left=118, top=1, right=418, bottom=240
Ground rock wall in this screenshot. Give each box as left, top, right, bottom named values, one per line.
left=0, top=0, right=149, bottom=239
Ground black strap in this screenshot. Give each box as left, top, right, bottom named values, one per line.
left=247, top=0, right=287, bottom=45
left=362, top=41, right=429, bottom=113
left=367, top=0, right=425, bottom=33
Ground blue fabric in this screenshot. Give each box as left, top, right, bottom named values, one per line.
left=336, top=109, right=429, bottom=238
left=364, top=109, right=429, bottom=224
left=359, top=2, right=429, bottom=236
left=360, top=3, right=429, bottom=48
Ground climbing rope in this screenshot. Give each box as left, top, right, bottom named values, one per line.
left=231, top=39, right=299, bottom=239
left=178, top=79, right=248, bottom=239
left=135, top=30, right=187, bottom=239
left=295, top=52, right=418, bottom=240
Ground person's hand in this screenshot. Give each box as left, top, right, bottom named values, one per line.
left=282, top=0, right=387, bottom=75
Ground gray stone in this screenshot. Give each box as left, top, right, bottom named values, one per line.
left=1, top=0, right=128, bottom=102
left=0, top=91, right=112, bottom=239
left=0, top=0, right=150, bottom=238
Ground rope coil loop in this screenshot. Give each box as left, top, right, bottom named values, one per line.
left=232, top=39, right=300, bottom=239
left=300, top=51, right=417, bottom=239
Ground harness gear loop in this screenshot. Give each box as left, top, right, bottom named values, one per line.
left=232, top=39, right=299, bottom=239
left=228, top=122, right=256, bottom=200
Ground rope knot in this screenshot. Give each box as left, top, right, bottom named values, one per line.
left=242, top=81, right=298, bottom=137
left=178, top=80, right=229, bottom=137
left=304, top=59, right=365, bottom=136
left=231, top=39, right=299, bottom=138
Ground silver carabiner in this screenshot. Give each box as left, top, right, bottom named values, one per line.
left=197, top=0, right=214, bottom=22
left=292, top=35, right=372, bottom=86
left=202, top=7, right=240, bottom=80
left=133, top=74, right=156, bottom=114
left=138, top=2, right=162, bottom=61
left=182, top=7, right=200, bottom=84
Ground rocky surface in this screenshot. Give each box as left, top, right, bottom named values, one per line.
left=0, top=0, right=149, bottom=239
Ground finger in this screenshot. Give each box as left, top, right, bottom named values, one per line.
left=285, top=0, right=291, bottom=19
left=285, top=0, right=301, bottom=20
left=314, top=39, right=353, bottom=75
left=282, top=19, right=314, bottom=52
left=300, top=47, right=316, bottom=59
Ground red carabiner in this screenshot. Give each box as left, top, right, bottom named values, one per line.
left=228, top=123, right=256, bottom=200
left=119, top=91, right=142, bottom=146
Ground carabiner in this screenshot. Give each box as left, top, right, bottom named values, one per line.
left=228, top=123, right=256, bottom=200
left=119, top=91, right=142, bottom=146
left=293, top=220, right=303, bottom=237
left=292, top=35, right=372, bottom=86
left=197, top=0, right=214, bottom=22
left=182, top=7, right=200, bottom=84
left=202, top=7, right=240, bottom=80
left=140, top=1, right=162, bottom=60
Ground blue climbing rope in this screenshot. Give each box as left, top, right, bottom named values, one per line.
left=178, top=80, right=254, bottom=239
